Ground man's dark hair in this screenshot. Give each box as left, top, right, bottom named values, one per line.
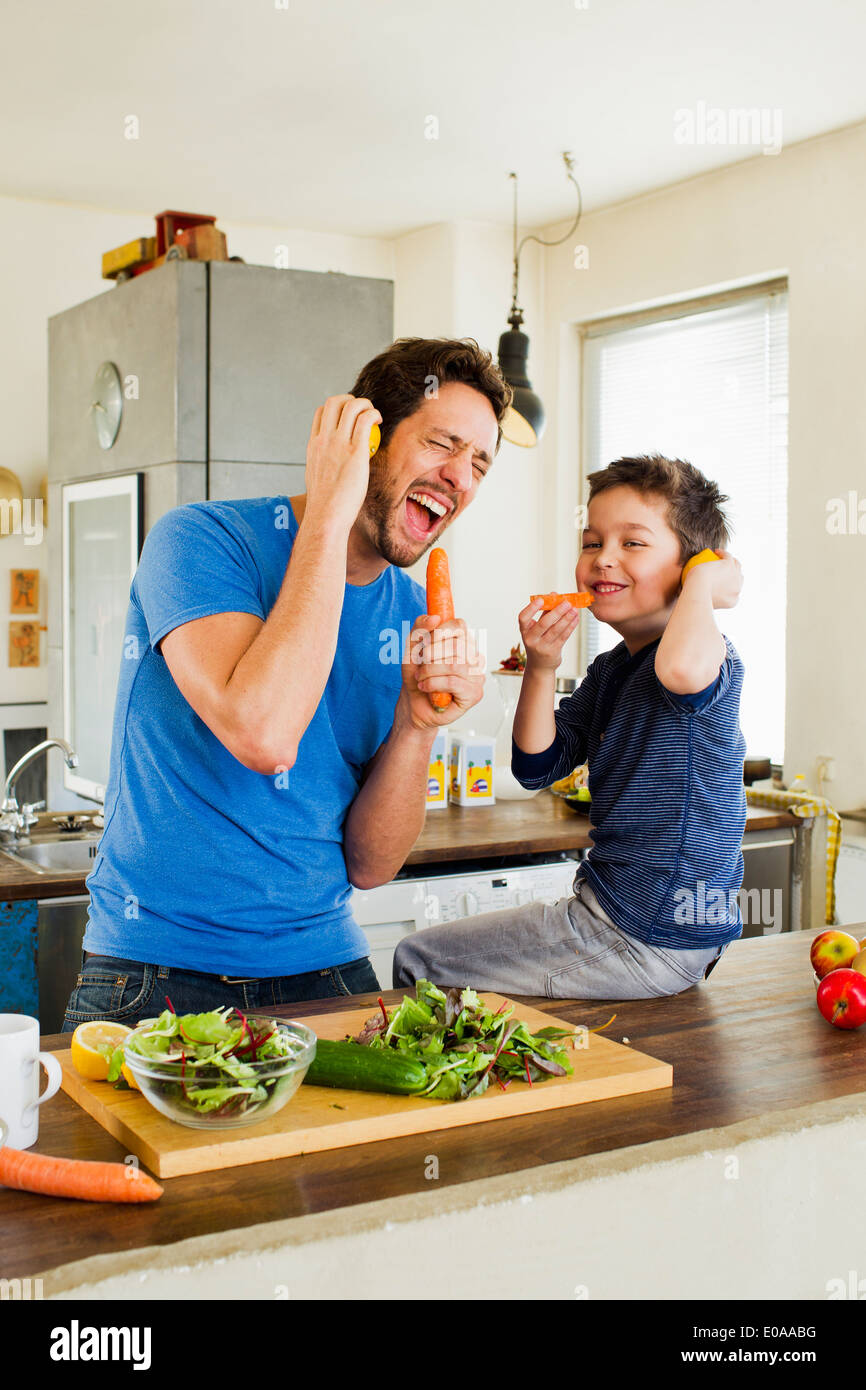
left=586, top=453, right=731, bottom=562
left=350, top=337, right=513, bottom=454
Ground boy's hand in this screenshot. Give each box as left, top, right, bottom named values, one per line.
left=682, top=550, right=743, bottom=609
left=398, top=615, right=485, bottom=729
left=518, top=597, right=582, bottom=671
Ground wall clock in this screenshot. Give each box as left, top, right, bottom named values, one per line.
left=90, top=361, right=123, bottom=449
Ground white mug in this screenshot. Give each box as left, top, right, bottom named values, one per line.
left=0, top=1014, right=62, bottom=1150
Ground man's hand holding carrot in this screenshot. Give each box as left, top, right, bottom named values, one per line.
left=397, top=614, right=485, bottom=732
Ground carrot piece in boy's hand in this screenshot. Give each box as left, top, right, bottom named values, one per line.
left=531, top=592, right=595, bottom=611
left=425, top=548, right=455, bottom=710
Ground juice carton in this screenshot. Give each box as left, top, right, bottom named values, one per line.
left=426, top=731, right=448, bottom=809
left=449, top=733, right=495, bottom=806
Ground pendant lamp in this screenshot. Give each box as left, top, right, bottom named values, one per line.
left=498, top=152, right=583, bottom=448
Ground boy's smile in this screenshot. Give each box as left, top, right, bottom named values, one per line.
left=576, top=486, right=684, bottom=650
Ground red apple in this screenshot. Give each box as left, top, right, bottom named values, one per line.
left=810, top=930, right=861, bottom=981
left=816, top=969, right=866, bottom=1029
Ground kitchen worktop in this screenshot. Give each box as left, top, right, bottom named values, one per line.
left=405, top=796, right=797, bottom=865
left=4, top=928, right=864, bottom=1292
left=0, top=800, right=798, bottom=899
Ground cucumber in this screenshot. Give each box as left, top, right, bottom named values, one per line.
left=303, top=1039, right=429, bottom=1095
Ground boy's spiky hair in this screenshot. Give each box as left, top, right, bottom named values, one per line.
left=586, top=454, right=731, bottom=562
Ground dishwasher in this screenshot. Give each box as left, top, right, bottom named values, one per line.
left=351, top=851, right=584, bottom=989
left=38, top=895, right=90, bottom=1034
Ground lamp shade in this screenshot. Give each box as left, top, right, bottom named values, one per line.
left=497, top=327, right=545, bottom=446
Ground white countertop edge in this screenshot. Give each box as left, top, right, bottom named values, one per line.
left=38, top=1086, right=866, bottom=1297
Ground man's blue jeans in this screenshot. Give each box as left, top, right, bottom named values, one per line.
left=60, top=951, right=381, bottom=1032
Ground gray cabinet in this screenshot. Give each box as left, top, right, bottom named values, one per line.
left=208, top=263, right=393, bottom=466
left=46, top=260, right=394, bottom=808
left=48, top=261, right=209, bottom=485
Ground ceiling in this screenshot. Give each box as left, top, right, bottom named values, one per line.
left=1, top=0, right=864, bottom=238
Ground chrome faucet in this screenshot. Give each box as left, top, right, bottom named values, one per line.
left=0, top=738, right=78, bottom=840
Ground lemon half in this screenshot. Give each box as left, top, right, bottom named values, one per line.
left=70, top=1020, right=132, bottom=1081
left=681, top=548, right=720, bottom=582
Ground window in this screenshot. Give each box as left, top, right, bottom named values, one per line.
left=581, top=285, right=788, bottom=762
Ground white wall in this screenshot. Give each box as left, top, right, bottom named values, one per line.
left=539, top=121, right=866, bottom=810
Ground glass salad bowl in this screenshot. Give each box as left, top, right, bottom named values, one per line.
left=121, top=1009, right=317, bottom=1130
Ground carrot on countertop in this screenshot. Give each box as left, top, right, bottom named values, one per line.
left=0, top=1146, right=163, bottom=1203
left=425, top=548, right=455, bottom=710
left=531, top=592, right=595, bottom=611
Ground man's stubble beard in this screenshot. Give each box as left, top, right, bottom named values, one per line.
left=361, top=461, right=429, bottom=569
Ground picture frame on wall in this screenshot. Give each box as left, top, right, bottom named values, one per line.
left=10, top=568, right=39, bottom=613
left=61, top=473, right=143, bottom=803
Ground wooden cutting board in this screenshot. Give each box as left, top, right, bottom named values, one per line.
left=58, top=996, right=672, bottom=1178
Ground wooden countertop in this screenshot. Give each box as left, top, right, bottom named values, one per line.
left=406, top=797, right=797, bottom=865
left=3, top=928, right=862, bottom=1282
left=0, top=856, right=90, bottom=902
left=0, top=800, right=798, bottom=900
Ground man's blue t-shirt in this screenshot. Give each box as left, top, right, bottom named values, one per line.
left=83, top=497, right=426, bottom=976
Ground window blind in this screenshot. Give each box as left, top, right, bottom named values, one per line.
left=580, top=288, right=788, bottom=762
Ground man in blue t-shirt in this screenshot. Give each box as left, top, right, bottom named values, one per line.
left=61, top=338, right=512, bottom=1029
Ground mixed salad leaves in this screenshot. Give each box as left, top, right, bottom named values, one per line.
left=110, top=1007, right=303, bottom=1119
left=351, top=979, right=583, bottom=1101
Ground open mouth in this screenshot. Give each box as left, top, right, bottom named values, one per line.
left=404, top=489, right=452, bottom=540
left=591, top=582, right=628, bottom=595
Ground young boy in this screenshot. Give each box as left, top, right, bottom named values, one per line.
left=393, top=454, right=747, bottom=999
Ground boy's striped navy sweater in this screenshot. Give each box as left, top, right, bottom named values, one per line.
left=512, top=636, right=747, bottom=949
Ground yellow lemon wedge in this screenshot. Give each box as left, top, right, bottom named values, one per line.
left=121, top=1060, right=140, bottom=1091
left=681, top=548, right=720, bottom=582
left=369, top=422, right=381, bottom=457
left=70, top=1020, right=132, bottom=1081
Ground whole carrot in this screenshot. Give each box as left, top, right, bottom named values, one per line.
left=425, top=547, right=455, bottom=711
left=0, top=1146, right=163, bottom=1202
left=531, top=592, right=595, bottom=611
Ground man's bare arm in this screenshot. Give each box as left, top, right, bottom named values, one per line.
left=343, top=717, right=436, bottom=890
left=343, top=616, right=485, bottom=888
left=160, top=395, right=381, bottom=773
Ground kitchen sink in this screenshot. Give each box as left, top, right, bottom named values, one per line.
left=0, top=833, right=101, bottom=874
